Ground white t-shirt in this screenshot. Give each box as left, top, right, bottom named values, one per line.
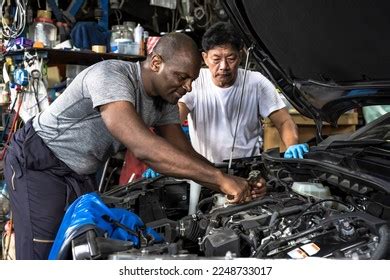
left=180, top=68, right=285, bottom=163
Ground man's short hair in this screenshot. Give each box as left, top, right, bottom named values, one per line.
left=153, top=32, right=199, bottom=62
left=202, top=22, right=244, bottom=52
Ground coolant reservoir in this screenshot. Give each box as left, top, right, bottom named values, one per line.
left=213, top=193, right=228, bottom=208
left=292, top=182, right=331, bottom=200
left=209, top=193, right=230, bottom=213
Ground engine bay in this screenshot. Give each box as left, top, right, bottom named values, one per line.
left=86, top=154, right=390, bottom=260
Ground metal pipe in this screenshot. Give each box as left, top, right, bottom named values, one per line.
left=228, top=45, right=254, bottom=169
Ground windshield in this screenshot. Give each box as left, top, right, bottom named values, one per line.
left=350, top=112, right=390, bottom=141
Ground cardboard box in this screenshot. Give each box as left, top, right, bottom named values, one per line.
left=263, top=112, right=358, bottom=152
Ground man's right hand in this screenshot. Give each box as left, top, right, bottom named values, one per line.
left=218, top=174, right=251, bottom=204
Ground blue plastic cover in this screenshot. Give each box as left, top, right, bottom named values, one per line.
left=49, top=192, right=163, bottom=259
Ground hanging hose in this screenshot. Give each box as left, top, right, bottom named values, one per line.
left=30, top=69, right=41, bottom=112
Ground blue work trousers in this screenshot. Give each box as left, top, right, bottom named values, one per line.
left=4, top=120, right=96, bottom=259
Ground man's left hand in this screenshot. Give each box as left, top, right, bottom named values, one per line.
left=284, top=143, right=309, bottom=159
left=248, top=177, right=266, bottom=200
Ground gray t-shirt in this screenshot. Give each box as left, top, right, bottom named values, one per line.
left=33, top=60, right=180, bottom=175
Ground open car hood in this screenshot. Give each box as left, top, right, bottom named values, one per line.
left=222, top=0, right=390, bottom=125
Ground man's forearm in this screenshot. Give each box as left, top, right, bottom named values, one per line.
left=136, top=136, right=222, bottom=190
left=279, top=119, right=299, bottom=147
left=269, top=108, right=299, bottom=148
left=187, top=145, right=213, bottom=166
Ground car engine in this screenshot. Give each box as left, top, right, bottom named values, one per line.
left=95, top=153, right=390, bottom=260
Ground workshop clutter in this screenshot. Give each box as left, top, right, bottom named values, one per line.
left=3, top=52, right=49, bottom=123
left=0, top=1, right=149, bottom=56
left=110, top=22, right=148, bottom=55
left=26, top=10, right=149, bottom=56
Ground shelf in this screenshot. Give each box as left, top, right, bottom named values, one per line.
left=5, top=48, right=146, bottom=66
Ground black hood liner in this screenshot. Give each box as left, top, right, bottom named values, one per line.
left=234, top=0, right=390, bottom=82
left=223, top=0, right=390, bottom=128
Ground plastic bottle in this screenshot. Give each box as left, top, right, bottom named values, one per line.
left=110, top=25, right=122, bottom=53
left=142, top=31, right=149, bottom=55
left=134, top=23, right=144, bottom=44
left=33, top=17, right=57, bottom=48
left=123, top=21, right=135, bottom=41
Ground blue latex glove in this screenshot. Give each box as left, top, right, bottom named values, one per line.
left=142, top=168, right=160, bottom=179
left=284, top=143, right=309, bottom=159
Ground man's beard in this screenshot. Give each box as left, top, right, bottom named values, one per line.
left=152, top=96, right=167, bottom=112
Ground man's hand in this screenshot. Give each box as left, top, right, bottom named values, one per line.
left=218, top=174, right=251, bottom=204
left=284, top=143, right=309, bottom=159
left=249, top=177, right=266, bottom=199
left=142, top=168, right=160, bottom=178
